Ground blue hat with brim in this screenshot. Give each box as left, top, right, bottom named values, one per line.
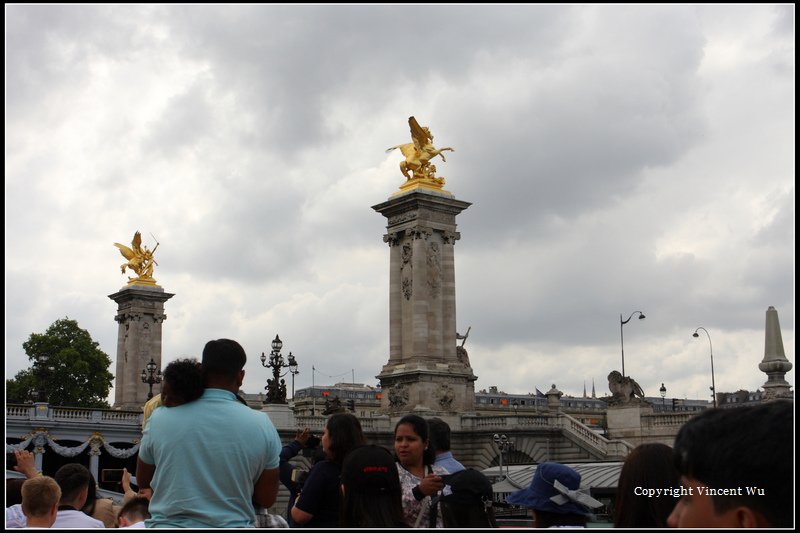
left=505, top=462, right=602, bottom=516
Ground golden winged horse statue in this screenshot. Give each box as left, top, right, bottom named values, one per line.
left=114, top=231, right=159, bottom=285
left=386, top=116, right=454, bottom=182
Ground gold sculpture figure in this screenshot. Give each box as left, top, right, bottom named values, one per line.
left=114, top=231, right=159, bottom=285
left=386, top=116, right=454, bottom=184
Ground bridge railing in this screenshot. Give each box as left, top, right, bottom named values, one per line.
left=557, top=412, right=634, bottom=458
left=6, top=403, right=143, bottom=426
left=640, top=412, right=695, bottom=428
left=462, top=414, right=556, bottom=430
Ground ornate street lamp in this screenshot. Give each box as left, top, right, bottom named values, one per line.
left=659, top=383, right=666, bottom=409
left=286, top=352, right=299, bottom=399
left=620, top=311, right=646, bottom=377
left=692, top=327, right=717, bottom=408
left=493, top=433, right=514, bottom=479
left=260, top=334, right=299, bottom=404
left=140, top=358, right=162, bottom=400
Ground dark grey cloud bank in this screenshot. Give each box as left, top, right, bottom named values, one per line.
left=5, top=5, right=794, bottom=403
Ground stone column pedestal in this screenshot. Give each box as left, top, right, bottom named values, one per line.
left=262, top=403, right=296, bottom=430
left=109, top=285, right=174, bottom=410
left=606, top=404, right=654, bottom=446
left=373, top=189, right=476, bottom=414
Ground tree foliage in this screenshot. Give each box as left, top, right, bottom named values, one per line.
left=7, top=317, right=113, bottom=408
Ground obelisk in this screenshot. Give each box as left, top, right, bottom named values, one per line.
left=758, top=306, right=793, bottom=399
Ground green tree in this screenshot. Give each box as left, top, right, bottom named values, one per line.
left=6, top=317, right=114, bottom=408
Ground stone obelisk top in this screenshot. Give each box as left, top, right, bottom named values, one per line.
left=759, top=306, right=793, bottom=399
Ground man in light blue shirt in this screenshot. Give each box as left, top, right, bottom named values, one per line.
left=429, top=417, right=466, bottom=474
left=137, top=339, right=282, bottom=528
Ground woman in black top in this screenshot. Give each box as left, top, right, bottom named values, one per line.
left=291, top=412, right=365, bottom=527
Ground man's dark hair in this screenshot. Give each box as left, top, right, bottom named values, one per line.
left=201, top=339, right=246, bottom=380
left=53, top=463, right=92, bottom=504
left=673, top=400, right=792, bottom=527
left=427, top=417, right=451, bottom=453
left=163, top=358, right=204, bottom=404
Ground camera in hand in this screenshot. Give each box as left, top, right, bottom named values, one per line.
left=305, top=434, right=322, bottom=448
left=7, top=452, right=18, bottom=469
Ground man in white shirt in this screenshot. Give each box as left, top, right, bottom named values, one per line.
left=52, top=464, right=105, bottom=528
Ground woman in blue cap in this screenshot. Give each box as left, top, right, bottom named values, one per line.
left=506, top=462, right=603, bottom=528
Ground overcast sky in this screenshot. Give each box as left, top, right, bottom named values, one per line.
left=5, top=5, right=794, bottom=406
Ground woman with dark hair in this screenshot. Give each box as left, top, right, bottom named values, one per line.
left=394, top=415, right=446, bottom=527
left=340, top=445, right=407, bottom=528
left=291, top=412, right=365, bottom=527
left=614, top=443, right=680, bottom=527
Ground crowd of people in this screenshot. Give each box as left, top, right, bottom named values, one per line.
left=5, top=337, right=794, bottom=528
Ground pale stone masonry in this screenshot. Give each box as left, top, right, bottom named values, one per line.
left=373, top=189, right=476, bottom=415
left=108, top=285, right=174, bottom=410
left=759, top=306, right=793, bottom=399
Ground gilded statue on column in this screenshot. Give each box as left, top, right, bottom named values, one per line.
left=114, top=231, right=159, bottom=286
left=386, top=116, right=454, bottom=189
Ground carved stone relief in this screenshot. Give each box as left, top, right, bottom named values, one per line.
left=115, top=312, right=143, bottom=323
left=401, top=242, right=412, bottom=264
left=388, top=211, right=417, bottom=225
left=383, top=232, right=401, bottom=247
left=438, top=384, right=455, bottom=410
left=408, top=227, right=431, bottom=241
left=402, top=278, right=413, bottom=300
left=401, top=242, right=413, bottom=300
left=427, top=242, right=441, bottom=299
left=456, top=345, right=471, bottom=367
left=442, top=231, right=461, bottom=245
left=389, top=384, right=409, bottom=408
left=139, top=322, right=151, bottom=356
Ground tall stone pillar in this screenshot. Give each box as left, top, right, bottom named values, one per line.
left=108, top=285, right=174, bottom=410
left=759, top=306, right=793, bottom=400
left=373, top=189, right=476, bottom=414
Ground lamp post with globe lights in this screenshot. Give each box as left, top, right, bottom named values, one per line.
left=141, top=358, right=162, bottom=400
left=260, top=335, right=299, bottom=404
